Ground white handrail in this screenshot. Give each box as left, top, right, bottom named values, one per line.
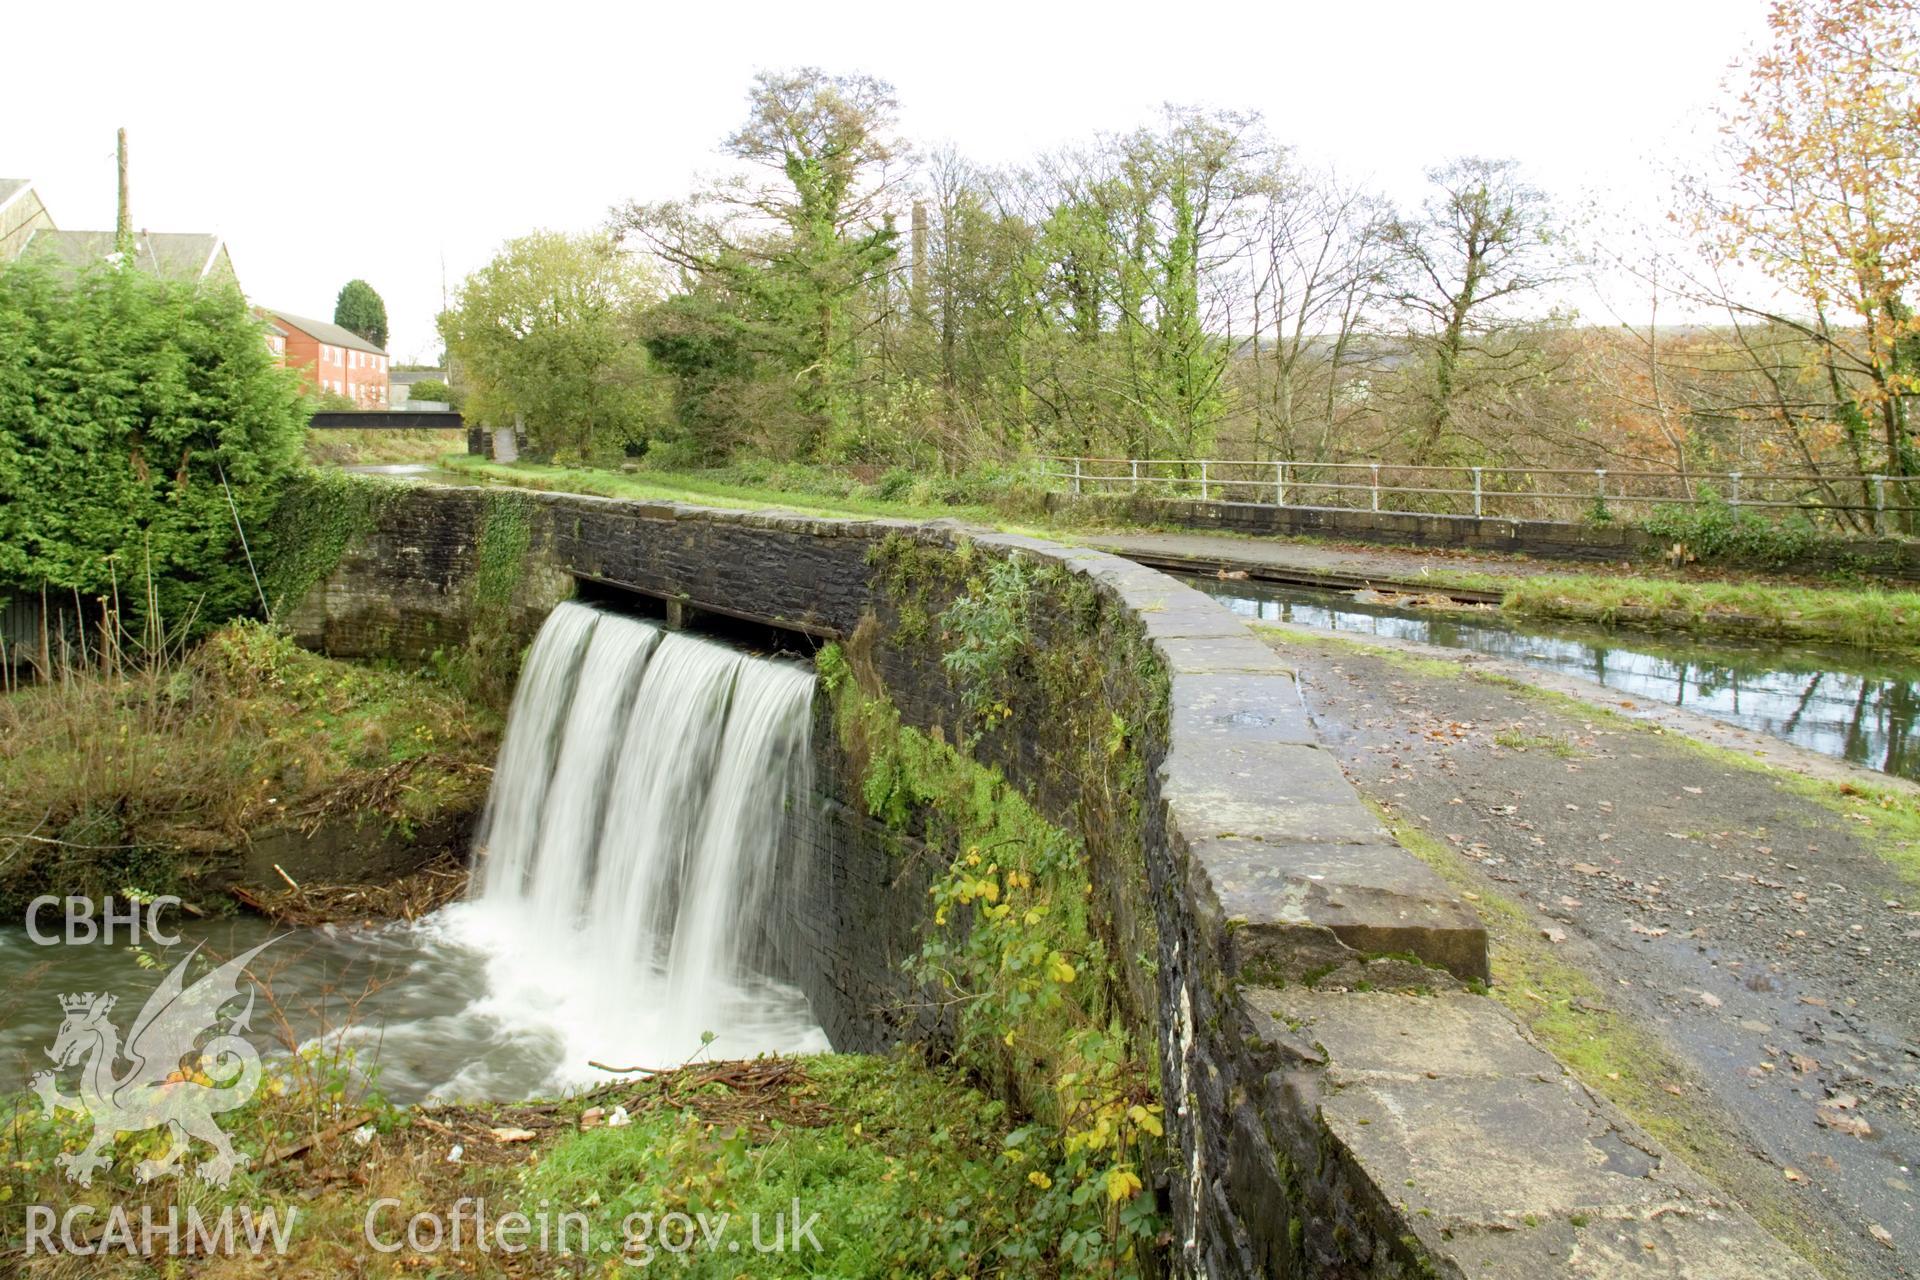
left=1032, top=455, right=1920, bottom=531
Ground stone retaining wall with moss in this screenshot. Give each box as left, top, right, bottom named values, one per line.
left=284, top=481, right=1809, bottom=1279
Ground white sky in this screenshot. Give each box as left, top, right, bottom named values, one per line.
left=7, top=0, right=1776, bottom=362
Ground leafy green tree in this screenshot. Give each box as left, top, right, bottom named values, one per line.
left=1383, top=157, right=1562, bottom=465
left=333, top=278, right=389, bottom=349
left=622, top=68, right=908, bottom=458
left=0, top=260, right=307, bottom=635
left=438, top=231, right=666, bottom=460
left=405, top=378, right=455, bottom=406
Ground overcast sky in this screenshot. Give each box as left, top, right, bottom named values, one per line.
left=8, top=0, right=1776, bottom=362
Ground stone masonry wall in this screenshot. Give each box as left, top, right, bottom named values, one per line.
left=287, top=482, right=1810, bottom=1280
left=1050, top=492, right=1920, bottom=579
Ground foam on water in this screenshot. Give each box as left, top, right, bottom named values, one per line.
left=335, top=601, right=827, bottom=1099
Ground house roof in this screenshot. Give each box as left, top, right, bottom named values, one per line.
left=20, top=229, right=227, bottom=283
left=0, top=179, right=30, bottom=212
left=268, top=309, right=386, bottom=356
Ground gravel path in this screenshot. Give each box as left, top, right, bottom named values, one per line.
left=1261, top=626, right=1920, bottom=1279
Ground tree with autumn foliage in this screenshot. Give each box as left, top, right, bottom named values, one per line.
left=1698, top=0, right=1920, bottom=487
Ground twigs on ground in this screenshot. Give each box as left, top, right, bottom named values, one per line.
left=230, top=853, right=471, bottom=925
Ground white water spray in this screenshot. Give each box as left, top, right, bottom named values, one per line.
left=426, top=600, right=826, bottom=1096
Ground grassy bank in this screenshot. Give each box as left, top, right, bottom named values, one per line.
left=0, top=622, right=500, bottom=913
left=1490, top=574, right=1920, bottom=658
left=1, top=1048, right=1143, bottom=1276
left=441, top=454, right=1050, bottom=526
left=302, top=428, right=466, bottom=468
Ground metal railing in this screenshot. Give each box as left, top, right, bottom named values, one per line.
left=1039, top=456, right=1920, bottom=533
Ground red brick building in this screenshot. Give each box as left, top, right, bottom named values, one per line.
left=268, top=309, right=389, bottom=408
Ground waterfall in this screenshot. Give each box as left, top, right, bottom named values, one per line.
left=429, top=600, right=827, bottom=1097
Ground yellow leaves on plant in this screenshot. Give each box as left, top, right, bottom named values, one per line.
left=1003, top=1028, right=1016, bottom=1048
left=1028, top=1170, right=1052, bottom=1189
left=1128, top=1104, right=1165, bottom=1138
left=1047, top=953, right=1076, bottom=985
left=1105, top=1168, right=1143, bottom=1203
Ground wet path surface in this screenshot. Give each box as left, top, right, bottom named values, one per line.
left=1263, top=627, right=1920, bottom=1278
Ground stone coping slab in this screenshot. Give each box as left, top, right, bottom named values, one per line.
left=1250, top=990, right=1817, bottom=1278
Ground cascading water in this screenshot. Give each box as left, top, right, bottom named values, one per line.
left=409, top=600, right=827, bottom=1098
left=0, top=600, right=828, bottom=1106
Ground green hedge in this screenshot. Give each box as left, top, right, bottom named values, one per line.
left=0, top=261, right=308, bottom=635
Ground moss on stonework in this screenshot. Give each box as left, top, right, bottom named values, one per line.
left=815, top=536, right=1179, bottom=1270
left=259, top=470, right=405, bottom=622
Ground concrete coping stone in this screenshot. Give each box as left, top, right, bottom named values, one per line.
left=1247, top=989, right=1818, bottom=1278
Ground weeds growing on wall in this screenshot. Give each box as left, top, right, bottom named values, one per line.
left=441, top=492, right=538, bottom=706
left=816, top=536, right=1176, bottom=1271
left=259, top=471, right=405, bottom=622
left=819, top=641, right=1163, bottom=1272
left=1642, top=493, right=1819, bottom=566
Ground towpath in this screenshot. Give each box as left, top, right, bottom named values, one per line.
left=1081, top=529, right=1589, bottom=596
left=1257, top=623, right=1920, bottom=1280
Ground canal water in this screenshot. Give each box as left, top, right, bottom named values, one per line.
left=1194, top=577, right=1920, bottom=783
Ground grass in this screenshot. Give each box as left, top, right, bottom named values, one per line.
left=302, top=428, right=466, bottom=468
left=1, top=1050, right=1135, bottom=1276
left=0, top=622, right=500, bottom=913
left=517, top=1053, right=1089, bottom=1277
left=1495, top=574, right=1920, bottom=657
left=1491, top=729, right=1581, bottom=758
left=441, top=456, right=1920, bottom=658
left=441, top=454, right=1051, bottom=529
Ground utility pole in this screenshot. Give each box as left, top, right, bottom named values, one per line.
left=114, top=128, right=133, bottom=258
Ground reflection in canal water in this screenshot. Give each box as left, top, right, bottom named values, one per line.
left=1194, top=578, right=1920, bottom=783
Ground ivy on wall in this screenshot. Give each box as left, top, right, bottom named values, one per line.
left=259, top=470, right=404, bottom=621
left=817, top=537, right=1176, bottom=1272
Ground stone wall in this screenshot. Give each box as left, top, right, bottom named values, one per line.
left=288, top=483, right=1808, bottom=1279
left=1052, top=492, right=1920, bottom=579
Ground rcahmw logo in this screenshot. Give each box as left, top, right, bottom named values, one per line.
left=30, top=938, right=277, bottom=1188
left=26, top=1203, right=297, bottom=1258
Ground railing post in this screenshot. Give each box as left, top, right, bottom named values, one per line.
left=1370, top=463, right=1380, bottom=512
left=1729, top=472, right=1742, bottom=509
left=1875, top=474, right=1887, bottom=534
left=1130, top=458, right=1140, bottom=491
left=1072, top=457, right=1083, bottom=496
left=1472, top=466, right=1483, bottom=518
left=1595, top=468, right=1607, bottom=517
left=1275, top=461, right=1287, bottom=508
left=1200, top=461, right=1209, bottom=502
